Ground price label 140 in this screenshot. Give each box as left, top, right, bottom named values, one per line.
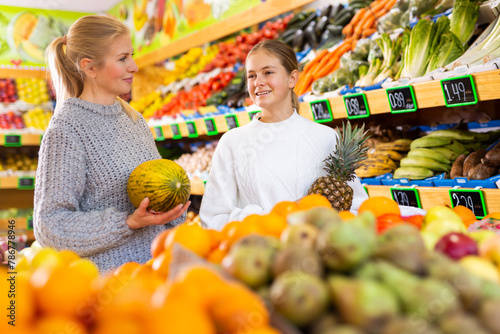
left=440, top=75, right=478, bottom=107
left=449, top=189, right=486, bottom=218
left=343, top=93, right=370, bottom=119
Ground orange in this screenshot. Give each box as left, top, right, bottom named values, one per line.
left=207, top=229, right=223, bottom=251
left=112, top=261, right=141, bottom=278
left=221, top=220, right=240, bottom=237
left=226, top=220, right=266, bottom=246
left=151, top=250, right=172, bottom=278
left=339, top=210, right=356, bottom=220
left=58, top=249, right=81, bottom=265
left=35, top=315, right=88, bottom=334
left=271, top=200, right=301, bottom=217
left=29, top=248, right=63, bottom=271
left=92, top=317, right=142, bottom=334
left=298, top=194, right=332, bottom=210
left=30, top=265, right=93, bottom=317
left=483, top=212, right=500, bottom=220
left=358, top=196, right=401, bottom=218
left=13, top=272, right=36, bottom=325
left=151, top=229, right=171, bottom=258
left=165, top=223, right=212, bottom=258
left=69, top=258, right=99, bottom=280
left=259, top=213, right=288, bottom=238
left=206, top=247, right=228, bottom=264
left=452, top=205, right=477, bottom=227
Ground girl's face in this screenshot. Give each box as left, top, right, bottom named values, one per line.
left=246, top=50, right=296, bottom=112
left=92, top=33, right=138, bottom=102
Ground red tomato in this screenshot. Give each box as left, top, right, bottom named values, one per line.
left=403, top=215, right=424, bottom=230
left=377, top=213, right=405, bottom=234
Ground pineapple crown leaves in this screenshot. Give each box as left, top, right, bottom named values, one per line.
left=324, top=121, right=370, bottom=181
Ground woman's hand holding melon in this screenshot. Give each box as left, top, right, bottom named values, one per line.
left=126, top=197, right=191, bottom=229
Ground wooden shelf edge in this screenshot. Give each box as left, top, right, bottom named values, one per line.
left=135, top=0, right=316, bottom=69
left=0, top=176, right=35, bottom=190
left=1, top=133, right=43, bottom=146
left=0, top=68, right=47, bottom=79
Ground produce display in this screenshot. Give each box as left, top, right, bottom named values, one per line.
left=0, top=150, right=37, bottom=173
left=174, top=142, right=216, bottom=180
left=15, top=78, right=51, bottom=104
left=0, top=110, right=24, bottom=129
left=21, top=106, right=52, bottom=131
left=0, top=78, right=17, bottom=103
left=356, top=138, right=411, bottom=177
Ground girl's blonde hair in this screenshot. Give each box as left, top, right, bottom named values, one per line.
left=246, top=39, right=300, bottom=111
left=46, top=15, right=137, bottom=120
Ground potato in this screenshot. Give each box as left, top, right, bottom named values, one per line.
left=450, top=153, right=466, bottom=179
left=481, top=148, right=500, bottom=167
left=464, top=149, right=487, bottom=178
left=467, top=163, right=497, bottom=180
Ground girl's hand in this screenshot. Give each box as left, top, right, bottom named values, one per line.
left=126, top=197, right=191, bottom=229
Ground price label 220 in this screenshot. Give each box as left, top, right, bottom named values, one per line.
left=449, top=189, right=486, bottom=218
left=343, top=93, right=370, bottom=119
left=310, top=99, right=333, bottom=123
left=390, top=187, right=421, bottom=208
left=440, top=75, right=477, bottom=107
left=387, top=86, right=417, bottom=113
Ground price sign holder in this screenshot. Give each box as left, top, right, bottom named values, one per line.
left=225, top=114, right=239, bottom=130
left=390, top=187, right=422, bottom=208
left=4, top=134, right=22, bottom=147
left=449, top=188, right=486, bottom=218
left=248, top=111, right=260, bottom=121
left=204, top=117, right=218, bottom=136
left=170, top=123, right=182, bottom=139
left=18, top=177, right=35, bottom=190
left=440, top=75, right=478, bottom=107
left=309, top=99, right=333, bottom=123
left=186, top=121, right=199, bottom=138
left=387, top=86, right=417, bottom=113
left=154, top=126, right=165, bottom=141
left=343, top=93, right=370, bottom=119
left=27, top=216, right=33, bottom=231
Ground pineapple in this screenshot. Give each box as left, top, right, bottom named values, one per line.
left=308, top=122, right=369, bottom=211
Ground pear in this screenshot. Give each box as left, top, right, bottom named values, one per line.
left=272, top=246, right=324, bottom=278
left=235, top=233, right=280, bottom=250
left=423, top=206, right=463, bottom=228
left=222, top=239, right=275, bottom=288
left=270, top=271, right=329, bottom=327
left=375, top=223, right=426, bottom=274
left=382, top=317, right=441, bottom=334
left=354, top=261, right=381, bottom=280
left=439, top=311, right=489, bottom=334
left=316, top=215, right=376, bottom=272
left=309, top=313, right=339, bottom=334
left=280, top=224, right=319, bottom=250
left=478, top=298, right=500, bottom=333
left=287, top=206, right=343, bottom=230
left=328, top=276, right=399, bottom=332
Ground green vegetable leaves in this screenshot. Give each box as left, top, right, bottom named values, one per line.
left=450, top=0, right=480, bottom=46
left=401, top=19, right=437, bottom=78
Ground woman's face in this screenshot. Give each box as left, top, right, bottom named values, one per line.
left=92, top=33, right=138, bottom=102
left=246, top=50, right=295, bottom=112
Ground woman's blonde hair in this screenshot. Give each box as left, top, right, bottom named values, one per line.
left=46, top=15, right=137, bottom=120
left=246, top=39, right=300, bottom=111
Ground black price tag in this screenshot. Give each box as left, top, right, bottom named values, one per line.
left=310, top=99, right=333, bottom=123
left=4, top=134, right=21, bottom=147
left=449, top=189, right=486, bottom=218
left=248, top=111, right=260, bottom=121
left=343, top=93, right=370, bottom=119
left=387, top=86, right=417, bottom=113
left=27, top=216, right=33, bottom=230
left=18, top=177, right=35, bottom=190
left=171, top=123, right=181, bottom=139
left=225, top=114, right=239, bottom=130
left=154, top=126, right=165, bottom=141
left=186, top=121, right=198, bottom=138
left=204, top=117, right=218, bottom=135
left=390, top=187, right=421, bottom=208
left=440, top=75, right=477, bottom=107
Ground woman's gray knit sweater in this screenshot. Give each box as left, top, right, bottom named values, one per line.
left=33, top=98, right=185, bottom=273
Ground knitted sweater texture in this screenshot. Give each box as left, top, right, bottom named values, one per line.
left=200, top=111, right=368, bottom=230
left=34, top=98, right=185, bottom=273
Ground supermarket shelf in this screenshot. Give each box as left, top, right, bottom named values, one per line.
left=365, top=185, right=500, bottom=214
left=135, top=0, right=316, bottom=69
left=0, top=132, right=43, bottom=146
left=0, top=176, right=35, bottom=190
left=0, top=68, right=46, bottom=79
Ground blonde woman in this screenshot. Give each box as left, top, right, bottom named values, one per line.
left=35, top=15, right=189, bottom=273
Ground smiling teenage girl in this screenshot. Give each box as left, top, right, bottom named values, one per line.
left=35, top=16, right=189, bottom=273
left=200, top=39, right=368, bottom=230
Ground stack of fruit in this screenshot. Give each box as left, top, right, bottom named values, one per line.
left=15, top=78, right=50, bottom=104
left=0, top=151, right=37, bottom=172
left=174, top=144, right=216, bottom=179
left=0, top=110, right=24, bottom=129
left=450, top=142, right=500, bottom=180
left=163, top=45, right=219, bottom=86
left=394, top=129, right=500, bottom=180
left=0, top=78, right=17, bottom=103
left=22, top=106, right=52, bottom=131
left=356, top=138, right=412, bottom=178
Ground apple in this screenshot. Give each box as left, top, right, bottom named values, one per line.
left=423, top=206, right=463, bottom=229
left=459, top=255, right=500, bottom=284
left=422, top=218, right=467, bottom=238
left=434, top=232, right=478, bottom=260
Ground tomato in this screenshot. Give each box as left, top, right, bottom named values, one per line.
left=403, top=215, right=424, bottom=230
left=377, top=213, right=405, bottom=234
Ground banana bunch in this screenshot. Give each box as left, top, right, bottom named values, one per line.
left=393, top=129, right=499, bottom=180
left=356, top=139, right=412, bottom=178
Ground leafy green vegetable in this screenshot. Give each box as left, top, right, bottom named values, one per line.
left=400, top=19, right=437, bottom=78
left=374, top=33, right=404, bottom=83
left=409, top=0, right=440, bottom=20
left=426, top=31, right=464, bottom=72
left=450, top=0, right=479, bottom=46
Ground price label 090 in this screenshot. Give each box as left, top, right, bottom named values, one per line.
left=390, top=187, right=421, bottom=208
left=186, top=121, right=199, bottom=138
left=387, top=86, right=417, bottom=113
left=343, top=93, right=370, bottom=119
left=449, top=189, right=486, bottom=218
left=171, top=123, right=182, bottom=139
left=225, top=114, right=239, bottom=130
left=440, top=75, right=478, bottom=107
left=204, top=117, right=218, bottom=136
left=310, top=99, right=333, bottom=123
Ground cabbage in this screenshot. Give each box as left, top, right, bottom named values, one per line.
left=426, top=31, right=464, bottom=73
left=450, top=0, right=479, bottom=46
left=400, top=19, right=437, bottom=78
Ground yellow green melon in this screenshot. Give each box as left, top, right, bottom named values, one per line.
left=127, top=159, right=190, bottom=212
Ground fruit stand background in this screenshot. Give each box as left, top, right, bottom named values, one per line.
left=0, top=6, right=90, bottom=67
left=107, top=0, right=265, bottom=58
